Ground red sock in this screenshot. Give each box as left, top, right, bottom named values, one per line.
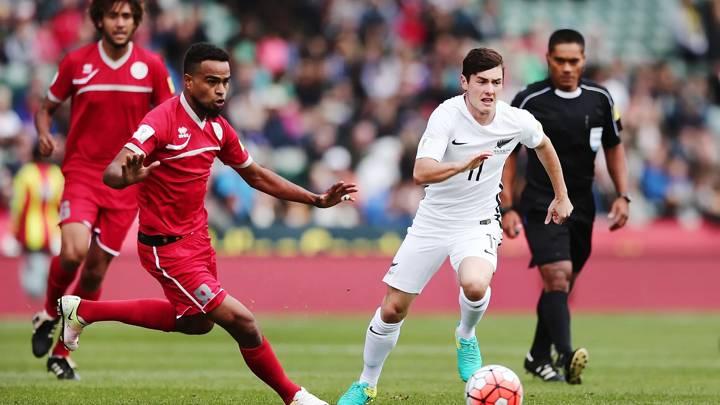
left=51, top=338, right=69, bottom=358
left=44, top=256, right=78, bottom=316
left=71, top=283, right=102, bottom=302
left=240, top=337, right=300, bottom=405
left=77, top=299, right=176, bottom=332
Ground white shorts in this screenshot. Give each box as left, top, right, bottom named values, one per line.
left=382, top=217, right=502, bottom=294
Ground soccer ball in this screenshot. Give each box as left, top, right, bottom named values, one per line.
left=465, top=364, right=523, bottom=405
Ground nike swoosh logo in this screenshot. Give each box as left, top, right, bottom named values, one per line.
left=484, top=249, right=496, bottom=256
left=67, top=305, right=76, bottom=322
left=72, top=69, right=100, bottom=85
left=390, top=262, right=398, bottom=267
left=451, top=140, right=468, bottom=145
left=369, top=326, right=386, bottom=336
left=496, top=138, right=513, bottom=148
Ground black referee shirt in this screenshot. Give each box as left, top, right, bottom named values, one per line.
left=511, top=78, right=622, bottom=218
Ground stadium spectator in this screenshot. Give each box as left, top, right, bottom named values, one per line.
left=672, top=0, right=709, bottom=62
left=11, top=143, right=63, bottom=299
left=0, top=0, right=718, bottom=257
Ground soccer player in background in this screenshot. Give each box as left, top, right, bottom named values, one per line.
left=31, top=0, right=174, bottom=379
left=337, top=48, right=573, bottom=405
left=502, top=29, right=630, bottom=384
left=56, top=42, right=356, bottom=405
left=11, top=144, right=64, bottom=300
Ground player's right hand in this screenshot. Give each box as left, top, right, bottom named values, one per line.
left=458, top=150, right=493, bottom=173
left=121, top=153, right=159, bottom=185
left=501, top=209, right=523, bottom=238
left=38, top=133, right=57, bottom=156
left=545, top=195, right=573, bottom=225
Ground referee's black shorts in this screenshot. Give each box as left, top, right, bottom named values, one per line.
left=522, top=209, right=594, bottom=274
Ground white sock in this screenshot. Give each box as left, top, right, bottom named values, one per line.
left=359, top=308, right=403, bottom=387
left=456, top=286, right=491, bottom=339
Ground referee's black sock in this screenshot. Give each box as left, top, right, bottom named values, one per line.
left=542, top=291, right=573, bottom=357
left=529, top=291, right=553, bottom=361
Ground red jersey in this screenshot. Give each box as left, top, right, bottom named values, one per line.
left=48, top=41, right=174, bottom=209
left=125, top=93, right=253, bottom=236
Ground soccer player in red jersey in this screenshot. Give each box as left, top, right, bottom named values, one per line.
left=31, top=0, right=174, bottom=379
left=55, top=43, right=357, bottom=405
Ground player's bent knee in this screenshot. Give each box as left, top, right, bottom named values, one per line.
left=462, top=281, right=489, bottom=301
left=380, top=302, right=408, bottom=323
left=540, top=263, right=571, bottom=291
left=59, top=250, right=86, bottom=270
left=226, top=312, right=260, bottom=336
left=547, top=277, right=569, bottom=291
left=233, top=321, right=262, bottom=346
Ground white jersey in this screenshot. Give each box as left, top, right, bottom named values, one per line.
left=415, top=95, right=545, bottom=222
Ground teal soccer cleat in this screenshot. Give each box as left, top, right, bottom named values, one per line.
left=456, top=334, right=483, bottom=382
left=337, top=381, right=377, bottom=405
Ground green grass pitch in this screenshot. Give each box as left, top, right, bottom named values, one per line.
left=1, top=313, right=719, bottom=404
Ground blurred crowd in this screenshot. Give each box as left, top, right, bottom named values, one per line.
left=0, top=0, right=719, bottom=238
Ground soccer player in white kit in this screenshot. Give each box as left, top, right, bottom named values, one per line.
left=337, top=48, right=574, bottom=405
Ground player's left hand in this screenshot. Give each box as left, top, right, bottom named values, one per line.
left=315, top=181, right=359, bottom=208
left=608, top=197, right=629, bottom=231
left=545, top=195, right=573, bottom=225
left=121, top=153, right=159, bottom=185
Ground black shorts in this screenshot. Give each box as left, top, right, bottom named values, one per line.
left=522, top=210, right=593, bottom=274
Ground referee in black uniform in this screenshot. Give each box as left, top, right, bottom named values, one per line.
left=501, top=29, right=630, bottom=384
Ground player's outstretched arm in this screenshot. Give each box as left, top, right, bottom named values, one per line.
left=533, top=135, right=573, bottom=224
left=103, top=147, right=160, bottom=189
left=34, top=97, right=61, bottom=157
left=234, top=162, right=358, bottom=208
left=604, top=143, right=630, bottom=230
left=413, top=151, right=493, bottom=185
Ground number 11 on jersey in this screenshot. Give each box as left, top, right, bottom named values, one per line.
left=467, top=162, right=485, bottom=181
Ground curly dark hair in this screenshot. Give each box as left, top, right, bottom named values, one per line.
left=183, top=43, right=230, bottom=75
left=89, top=0, right=143, bottom=31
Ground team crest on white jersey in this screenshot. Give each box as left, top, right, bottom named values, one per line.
left=130, top=61, right=148, bottom=79
left=493, top=138, right=514, bottom=154
left=496, top=138, right=512, bottom=148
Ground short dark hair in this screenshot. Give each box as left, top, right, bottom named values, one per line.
left=462, top=48, right=504, bottom=80
left=89, top=0, right=143, bottom=31
left=183, top=43, right=230, bottom=75
left=548, top=29, right=585, bottom=53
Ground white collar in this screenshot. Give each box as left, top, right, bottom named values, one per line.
left=554, top=87, right=582, bottom=99
left=180, top=92, right=206, bottom=130
left=98, top=40, right=133, bottom=70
